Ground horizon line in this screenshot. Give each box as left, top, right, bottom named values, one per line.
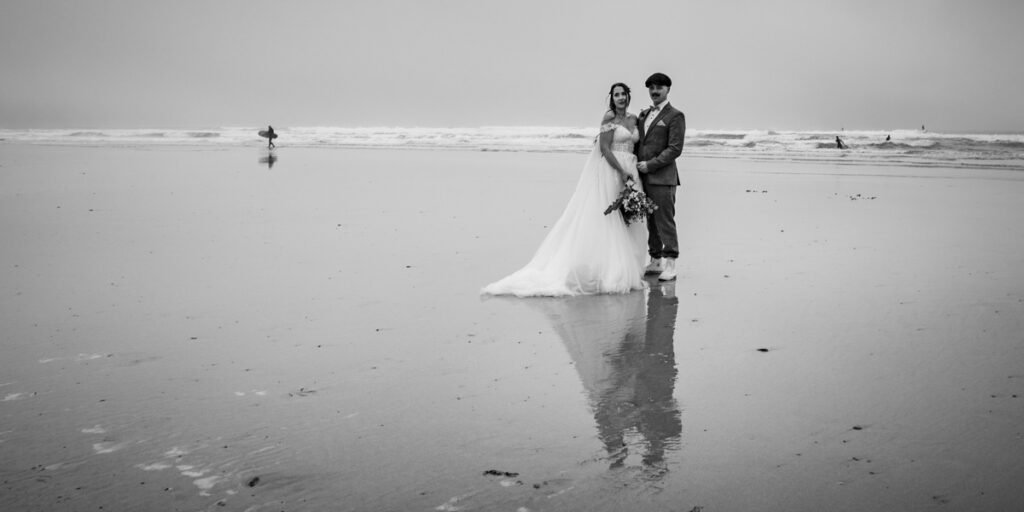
left=2, top=125, right=1021, bottom=135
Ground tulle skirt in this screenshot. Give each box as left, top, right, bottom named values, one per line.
left=482, top=149, right=647, bottom=297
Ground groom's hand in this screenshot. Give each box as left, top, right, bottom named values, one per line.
left=637, top=161, right=649, bottom=173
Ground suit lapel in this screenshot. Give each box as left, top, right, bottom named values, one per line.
left=649, top=104, right=671, bottom=134
left=641, top=103, right=671, bottom=142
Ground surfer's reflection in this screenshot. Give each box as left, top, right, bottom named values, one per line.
left=528, top=281, right=681, bottom=475
left=259, top=153, right=278, bottom=169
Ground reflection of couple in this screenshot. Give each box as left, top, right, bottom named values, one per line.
left=482, top=73, right=686, bottom=297
left=526, top=281, right=682, bottom=472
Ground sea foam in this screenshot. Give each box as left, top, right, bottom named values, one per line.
left=2, top=126, right=1022, bottom=171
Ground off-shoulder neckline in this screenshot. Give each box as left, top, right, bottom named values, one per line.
left=605, top=123, right=638, bottom=132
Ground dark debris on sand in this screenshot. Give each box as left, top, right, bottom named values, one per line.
left=482, top=469, right=519, bottom=477
left=848, top=193, right=878, bottom=201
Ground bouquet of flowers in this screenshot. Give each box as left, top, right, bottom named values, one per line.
left=604, top=177, right=658, bottom=225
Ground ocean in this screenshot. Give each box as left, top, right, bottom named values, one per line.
left=2, top=126, right=1022, bottom=171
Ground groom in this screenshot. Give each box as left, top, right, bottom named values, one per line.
left=636, top=72, right=686, bottom=281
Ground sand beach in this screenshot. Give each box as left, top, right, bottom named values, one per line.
left=1, top=143, right=1023, bottom=511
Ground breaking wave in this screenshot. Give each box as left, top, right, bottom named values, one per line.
left=2, top=126, right=1022, bottom=171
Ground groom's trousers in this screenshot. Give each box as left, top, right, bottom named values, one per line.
left=646, top=184, right=679, bottom=259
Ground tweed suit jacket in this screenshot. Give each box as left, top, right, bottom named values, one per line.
left=635, top=103, right=685, bottom=186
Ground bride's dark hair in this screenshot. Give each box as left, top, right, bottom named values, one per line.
left=607, top=83, right=631, bottom=113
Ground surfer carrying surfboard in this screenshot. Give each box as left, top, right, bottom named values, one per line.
left=264, top=125, right=276, bottom=149
left=258, top=125, right=278, bottom=149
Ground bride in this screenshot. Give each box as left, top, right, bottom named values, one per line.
left=482, top=83, right=648, bottom=297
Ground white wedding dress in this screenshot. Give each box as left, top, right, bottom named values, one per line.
left=482, top=123, right=647, bottom=297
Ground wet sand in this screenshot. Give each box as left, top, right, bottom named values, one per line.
left=1, top=144, right=1023, bottom=511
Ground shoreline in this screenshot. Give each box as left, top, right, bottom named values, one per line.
left=3, top=125, right=1023, bottom=173
left=5, top=141, right=1024, bottom=175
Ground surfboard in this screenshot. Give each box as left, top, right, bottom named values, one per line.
left=258, top=130, right=278, bottom=139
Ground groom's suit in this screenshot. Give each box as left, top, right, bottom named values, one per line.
left=635, top=102, right=685, bottom=260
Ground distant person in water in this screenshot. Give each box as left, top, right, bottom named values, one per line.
left=835, top=136, right=848, bottom=149
left=885, top=134, right=891, bottom=142
left=266, top=125, right=276, bottom=149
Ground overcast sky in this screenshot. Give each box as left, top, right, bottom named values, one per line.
left=1, top=0, right=1021, bottom=132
